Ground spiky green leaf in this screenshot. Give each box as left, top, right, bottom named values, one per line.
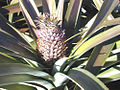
left=68, top=68, right=108, bottom=90
left=71, top=25, right=120, bottom=58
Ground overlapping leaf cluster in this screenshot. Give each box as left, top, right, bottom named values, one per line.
left=0, top=0, right=120, bottom=90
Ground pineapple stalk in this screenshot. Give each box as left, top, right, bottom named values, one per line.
left=35, top=13, right=67, bottom=62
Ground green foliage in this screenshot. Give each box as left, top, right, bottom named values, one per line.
left=0, top=0, right=120, bottom=89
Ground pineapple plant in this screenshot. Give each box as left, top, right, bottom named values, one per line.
left=0, top=0, right=120, bottom=90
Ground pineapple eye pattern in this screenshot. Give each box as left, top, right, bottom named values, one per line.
left=35, top=13, right=67, bottom=62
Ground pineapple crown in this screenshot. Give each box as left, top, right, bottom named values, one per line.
left=34, top=13, right=65, bottom=40
left=35, top=13, right=61, bottom=29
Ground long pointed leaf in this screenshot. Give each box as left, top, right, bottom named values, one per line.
left=0, top=40, right=37, bottom=60
left=67, top=68, right=108, bottom=90
left=0, top=52, right=19, bottom=63
left=85, top=0, right=119, bottom=37
left=54, top=68, right=108, bottom=90
left=42, top=0, right=56, bottom=15
left=26, top=80, right=55, bottom=89
left=64, top=0, right=83, bottom=37
left=101, top=17, right=120, bottom=27
left=0, top=63, right=53, bottom=81
left=56, top=0, right=65, bottom=23
left=72, top=0, right=119, bottom=55
left=71, top=25, right=120, bottom=58
left=84, top=0, right=118, bottom=75
left=0, top=28, right=37, bottom=59
left=21, top=0, right=40, bottom=20
left=0, top=75, right=37, bottom=86
left=1, top=83, right=36, bottom=90
left=0, top=46, right=36, bottom=62
left=0, top=14, right=32, bottom=46
left=0, top=0, right=42, bottom=15
left=19, top=0, right=38, bottom=38
left=97, top=67, right=120, bottom=83
left=8, top=0, right=19, bottom=23
left=85, top=43, right=115, bottom=75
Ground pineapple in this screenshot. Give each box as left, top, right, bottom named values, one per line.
left=35, top=13, right=67, bottom=62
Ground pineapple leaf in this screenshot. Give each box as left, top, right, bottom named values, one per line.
left=67, top=68, right=108, bottom=90
left=0, top=63, right=54, bottom=89
left=63, top=58, right=84, bottom=73
left=19, top=0, right=40, bottom=20
left=0, top=14, right=32, bottom=47
left=0, top=2, right=20, bottom=14
left=97, top=66, right=120, bottom=83
left=54, top=72, right=67, bottom=87
left=0, top=0, right=42, bottom=15
left=0, top=38, right=37, bottom=61
left=101, top=17, right=120, bottom=28
left=0, top=0, right=69, bottom=15
left=0, top=63, right=53, bottom=81
left=0, top=52, right=19, bottom=63
left=71, top=24, right=120, bottom=58
left=0, top=27, right=36, bottom=54
left=116, top=40, right=120, bottom=48
left=19, top=0, right=38, bottom=39
left=52, top=57, right=87, bottom=74
left=93, top=0, right=103, bottom=10
left=85, top=0, right=119, bottom=38
left=93, top=0, right=120, bottom=28
left=72, top=0, right=119, bottom=55
left=42, top=0, right=50, bottom=13
left=8, top=0, right=19, bottom=23
left=84, top=0, right=118, bottom=75
left=85, top=43, right=115, bottom=75
left=25, top=80, right=55, bottom=89
left=0, top=47, right=25, bottom=60
left=102, top=55, right=118, bottom=70
left=56, top=0, right=64, bottom=23
left=0, top=74, right=38, bottom=86
left=42, top=0, right=56, bottom=15
left=1, top=80, right=55, bottom=90
left=1, top=83, right=38, bottom=90
left=64, top=0, right=83, bottom=37
left=0, top=75, right=49, bottom=90
left=52, top=57, right=69, bottom=74
left=54, top=68, right=108, bottom=90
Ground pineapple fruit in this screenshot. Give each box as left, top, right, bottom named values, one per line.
left=35, top=13, right=67, bottom=62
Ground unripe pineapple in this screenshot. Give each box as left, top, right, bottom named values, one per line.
left=35, top=13, right=66, bottom=62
